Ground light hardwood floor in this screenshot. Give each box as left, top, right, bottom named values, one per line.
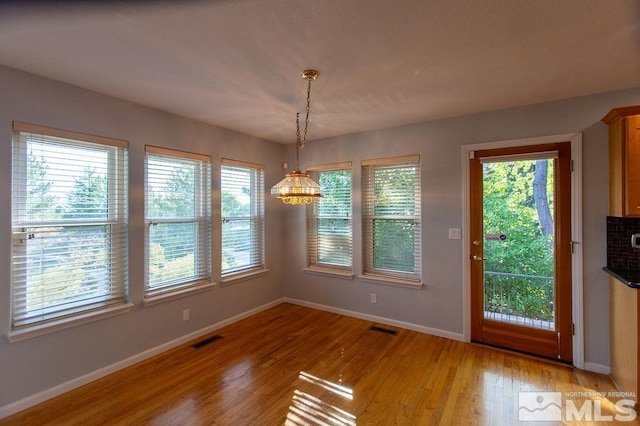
left=1, top=303, right=629, bottom=425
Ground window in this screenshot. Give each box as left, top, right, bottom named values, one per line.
left=306, top=163, right=352, bottom=273
left=145, top=146, right=212, bottom=301
left=362, top=155, right=421, bottom=285
left=221, top=159, right=265, bottom=279
left=11, top=122, right=130, bottom=336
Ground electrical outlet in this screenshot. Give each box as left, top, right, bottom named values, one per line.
left=182, top=308, right=190, bottom=322
left=371, top=293, right=377, bottom=304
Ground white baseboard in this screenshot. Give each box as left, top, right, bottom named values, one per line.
left=0, top=298, right=284, bottom=420
left=583, top=362, right=611, bottom=375
left=284, top=297, right=466, bottom=342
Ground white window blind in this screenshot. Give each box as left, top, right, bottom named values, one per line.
left=362, top=155, right=421, bottom=282
left=11, top=122, right=129, bottom=329
left=307, top=163, right=352, bottom=270
left=221, top=159, right=265, bottom=276
left=145, top=146, right=212, bottom=298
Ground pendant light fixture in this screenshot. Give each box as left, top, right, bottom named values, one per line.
left=270, top=69, right=322, bottom=205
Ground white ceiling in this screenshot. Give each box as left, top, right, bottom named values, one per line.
left=0, top=0, right=639, bottom=144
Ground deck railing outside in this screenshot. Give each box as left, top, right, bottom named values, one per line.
left=483, top=270, right=555, bottom=330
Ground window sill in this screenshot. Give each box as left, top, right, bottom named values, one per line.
left=221, top=267, right=269, bottom=286
left=143, top=281, right=216, bottom=307
left=304, top=266, right=354, bottom=280
left=359, top=274, right=423, bottom=289
left=7, top=302, right=135, bottom=343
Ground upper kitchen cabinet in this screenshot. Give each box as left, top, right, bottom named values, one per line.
left=603, top=106, right=640, bottom=217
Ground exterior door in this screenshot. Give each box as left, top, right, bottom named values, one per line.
left=470, top=142, right=573, bottom=362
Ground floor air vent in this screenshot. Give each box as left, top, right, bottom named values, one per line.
left=191, top=335, right=222, bottom=349
left=369, top=325, right=398, bottom=336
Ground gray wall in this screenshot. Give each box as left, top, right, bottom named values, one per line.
left=2, top=62, right=640, bottom=410
left=283, top=86, right=640, bottom=369
left=0, top=66, right=286, bottom=407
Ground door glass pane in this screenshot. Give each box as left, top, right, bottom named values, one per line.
left=482, top=158, right=555, bottom=330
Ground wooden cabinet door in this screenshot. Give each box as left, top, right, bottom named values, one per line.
left=625, top=115, right=640, bottom=216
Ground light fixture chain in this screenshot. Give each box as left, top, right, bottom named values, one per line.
left=302, top=77, right=312, bottom=146
left=295, top=112, right=301, bottom=170
left=295, top=74, right=313, bottom=171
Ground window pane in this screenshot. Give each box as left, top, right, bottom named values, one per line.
left=17, top=226, right=111, bottom=318
left=148, top=222, right=198, bottom=288
left=147, top=157, right=196, bottom=219
left=373, top=166, right=416, bottom=216
left=362, top=156, right=421, bottom=281
left=373, top=219, right=416, bottom=272
left=317, top=218, right=351, bottom=266
left=318, top=170, right=351, bottom=216
left=221, top=162, right=264, bottom=276
left=307, top=167, right=352, bottom=270
left=222, top=167, right=252, bottom=218
left=25, top=140, right=110, bottom=221
left=222, top=219, right=252, bottom=272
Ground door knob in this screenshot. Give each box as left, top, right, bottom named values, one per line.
left=472, top=255, right=487, bottom=261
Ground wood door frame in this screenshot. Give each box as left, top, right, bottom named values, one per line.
left=461, top=133, right=584, bottom=369
left=470, top=143, right=572, bottom=361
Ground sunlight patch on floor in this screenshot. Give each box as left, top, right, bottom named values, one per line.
left=286, top=390, right=356, bottom=426
left=285, top=368, right=356, bottom=426
left=298, top=371, right=354, bottom=400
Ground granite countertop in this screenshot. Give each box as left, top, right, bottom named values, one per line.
left=603, top=267, right=640, bottom=289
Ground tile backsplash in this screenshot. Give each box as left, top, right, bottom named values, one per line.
left=607, top=216, right=640, bottom=272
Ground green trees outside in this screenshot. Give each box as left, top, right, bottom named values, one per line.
left=317, top=171, right=351, bottom=217
left=24, top=151, right=112, bottom=310
left=64, top=167, right=108, bottom=219
left=221, top=192, right=239, bottom=271
left=148, top=165, right=195, bottom=218
left=315, top=170, right=351, bottom=266
left=483, top=160, right=554, bottom=277
left=482, top=159, right=555, bottom=322
left=27, top=158, right=110, bottom=222
left=147, top=161, right=198, bottom=287
left=220, top=167, right=254, bottom=272
left=370, top=166, right=417, bottom=273
left=27, top=152, right=55, bottom=220
left=222, top=189, right=249, bottom=217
